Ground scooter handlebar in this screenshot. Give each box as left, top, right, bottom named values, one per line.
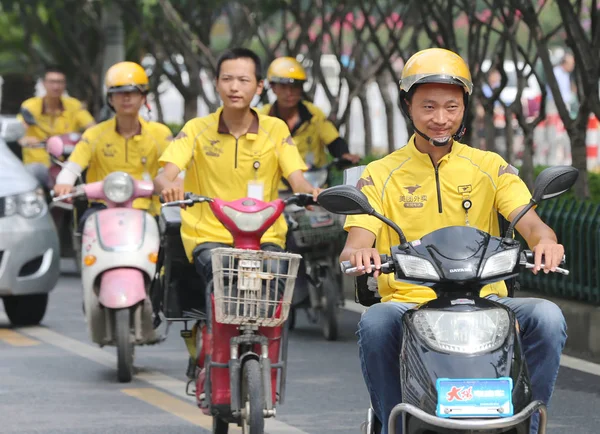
left=520, top=250, right=569, bottom=275
left=340, top=254, right=394, bottom=275
left=160, top=192, right=212, bottom=208
left=284, top=193, right=317, bottom=207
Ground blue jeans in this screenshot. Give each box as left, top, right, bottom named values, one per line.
left=357, top=296, right=567, bottom=434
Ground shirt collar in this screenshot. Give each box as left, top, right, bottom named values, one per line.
left=406, top=134, right=464, bottom=165
left=111, top=116, right=147, bottom=141
left=41, top=96, right=65, bottom=115
left=217, top=107, right=259, bottom=140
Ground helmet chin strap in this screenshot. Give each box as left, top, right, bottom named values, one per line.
left=412, top=122, right=467, bottom=147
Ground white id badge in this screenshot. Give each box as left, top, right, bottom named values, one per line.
left=247, top=180, right=265, bottom=201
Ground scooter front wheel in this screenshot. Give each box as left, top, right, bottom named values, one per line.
left=320, top=268, right=339, bottom=341
left=212, top=416, right=228, bottom=433
left=115, top=308, right=134, bottom=383
left=241, top=359, right=265, bottom=434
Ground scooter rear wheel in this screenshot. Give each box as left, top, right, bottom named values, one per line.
left=115, top=308, right=133, bottom=383
left=241, top=359, right=264, bottom=434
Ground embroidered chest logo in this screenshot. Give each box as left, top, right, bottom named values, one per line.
left=458, top=185, right=473, bottom=194
left=400, top=184, right=427, bottom=208
left=102, top=143, right=115, bottom=157
left=204, top=138, right=224, bottom=157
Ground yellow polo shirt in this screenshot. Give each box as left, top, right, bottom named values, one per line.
left=159, top=107, right=307, bottom=261
left=18, top=96, right=95, bottom=166
left=68, top=116, right=173, bottom=214
left=258, top=101, right=340, bottom=168
left=345, top=135, right=532, bottom=304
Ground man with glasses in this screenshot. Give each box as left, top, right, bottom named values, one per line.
left=17, top=65, right=95, bottom=188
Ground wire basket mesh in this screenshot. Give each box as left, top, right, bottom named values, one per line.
left=290, top=208, right=346, bottom=248
left=211, top=247, right=302, bottom=327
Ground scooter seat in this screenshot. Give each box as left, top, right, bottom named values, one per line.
left=159, top=206, right=182, bottom=236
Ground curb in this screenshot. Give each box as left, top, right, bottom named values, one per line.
left=341, top=275, right=600, bottom=364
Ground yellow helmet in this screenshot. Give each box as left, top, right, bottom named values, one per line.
left=399, top=49, right=472, bottom=144
left=399, top=48, right=473, bottom=96
left=267, top=57, right=307, bottom=84
left=105, top=61, right=149, bottom=94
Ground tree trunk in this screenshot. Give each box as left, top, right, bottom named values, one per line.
left=358, top=89, right=373, bottom=155
left=153, top=91, right=165, bottom=123
left=504, top=110, right=514, bottom=163
left=377, top=75, right=396, bottom=154
left=521, top=131, right=535, bottom=191
left=101, top=2, right=125, bottom=116
left=568, top=114, right=590, bottom=199
left=483, top=108, right=496, bottom=153
left=183, top=94, right=198, bottom=122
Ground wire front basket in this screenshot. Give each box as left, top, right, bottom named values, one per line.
left=211, top=247, right=302, bottom=327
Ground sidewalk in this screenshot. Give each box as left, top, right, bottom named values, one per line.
left=341, top=275, right=600, bottom=363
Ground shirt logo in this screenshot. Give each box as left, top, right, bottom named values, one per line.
left=103, top=143, right=115, bottom=157
left=204, top=138, right=224, bottom=157
left=404, top=184, right=421, bottom=194
left=458, top=184, right=472, bottom=194
left=401, top=184, right=427, bottom=208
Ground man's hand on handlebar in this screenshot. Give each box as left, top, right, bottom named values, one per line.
left=532, top=239, right=565, bottom=275
left=53, top=184, right=76, bottom=203
left=18, top=136, right=43, bottom=148
left=160, top=185, right=185, bottom=208
left=349, top=248, right=382, bottom=277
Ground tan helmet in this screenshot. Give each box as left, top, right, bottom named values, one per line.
left=267, top=57, right=307, bottom=84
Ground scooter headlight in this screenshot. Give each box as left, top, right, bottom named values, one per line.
left=103, top=172, right=134, bottom=204
left=412, top=308, right=511, bottom=354
left=303, top=169, right=328, bottom=188
left=222, top=206, right=276, bottom=232
left=480, top=249, right=519, bottom=279
left=396, top=254, right=440, bottom=281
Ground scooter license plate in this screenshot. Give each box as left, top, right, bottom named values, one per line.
left=435, top=377, right=513, bottom=418
left=309, top=214, right=334, bottom=228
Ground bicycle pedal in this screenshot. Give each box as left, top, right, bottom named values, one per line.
left=185, top=379, right=196, bottom=396
left=180, top=330, right=193, bottom=338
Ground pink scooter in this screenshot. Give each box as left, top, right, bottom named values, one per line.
left=53, top=170, right=162, bottom=382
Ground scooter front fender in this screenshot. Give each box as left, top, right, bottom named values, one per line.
left=99, top=268, right=146, bottom=309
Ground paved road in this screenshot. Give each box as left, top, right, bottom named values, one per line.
left=1, top=261, right=600, bottom=433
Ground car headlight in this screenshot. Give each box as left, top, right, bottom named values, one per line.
left=303, top=169, right=328, bottom=188
left=103, top=172, right=134, bottom=203
left=480, top=249, right=519, bottom=279
left=412, top=308, right=511, bottom=354
left=222, top=206, right=276, bottom=232
left=2, top=189, right=46, bottom=219
left=396, top=254, right=440, bottom=281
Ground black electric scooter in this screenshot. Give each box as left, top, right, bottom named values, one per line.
left=317, top=165, right=578, bottom=434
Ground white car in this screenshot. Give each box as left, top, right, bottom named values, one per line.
left=0, top=117, right=60, bottom=325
